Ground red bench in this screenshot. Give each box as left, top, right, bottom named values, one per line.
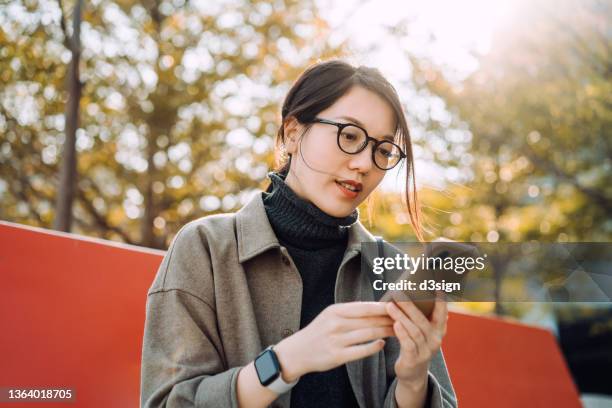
left=0, top=221, right=581, bottom=407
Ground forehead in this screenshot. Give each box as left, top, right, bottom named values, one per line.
left=319, top=85, right=397, bottom=138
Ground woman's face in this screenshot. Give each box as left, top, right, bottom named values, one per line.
left=283, top=85, right=398, bottom=217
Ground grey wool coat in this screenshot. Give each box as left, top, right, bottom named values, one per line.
left=140, top=191, right=458, bottom=408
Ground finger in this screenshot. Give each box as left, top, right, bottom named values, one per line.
left=339, top=316, right=394, bottom=331
left=393, top=321, right=418, bottom=358
left=393, top=300, right=432, bottom=340
left=387, top=302, right=426, bottom=349
left=340, top=339, right=386, bottom=363
left=435, top=289, right=448, bottom=302
left=335, top=302, right=390, bottom=318
left=431, top=291, right=449, bottom=334
left=341, top=326, right=395, bottom=346
left=386, top=290, right=412, bottom=303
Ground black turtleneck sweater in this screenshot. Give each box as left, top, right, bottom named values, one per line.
left=262, top=172, right=360, bottom=408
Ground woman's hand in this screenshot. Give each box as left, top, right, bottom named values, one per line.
left=386, top=292, right=448, bottom=389
left=274, top=302, right=394, bottom=382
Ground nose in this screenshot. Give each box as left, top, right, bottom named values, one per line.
left=347, top=142, right=374, bottom=173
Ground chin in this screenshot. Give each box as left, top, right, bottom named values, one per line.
left=321, top=202, right=356, bottom=218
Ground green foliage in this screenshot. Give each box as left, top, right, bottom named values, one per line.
left=364, top=0, right=611, bottom=319
left=371, top=0, right=611, bottom=244
left=0, top=0, right=346, bottom=248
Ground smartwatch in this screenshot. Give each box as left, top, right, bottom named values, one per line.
left=254, top=345, right=298, bottom=394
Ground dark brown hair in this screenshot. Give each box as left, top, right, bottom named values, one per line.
left=272, top=59, right=424, bottom=241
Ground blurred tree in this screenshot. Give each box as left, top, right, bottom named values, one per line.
left=412, top=0, right=611, bottom=244
left=0, top=0, right=346, bottom=248
left=364, top=0, right=611, bottom=316
left=367, top=0, right=611, bottom=246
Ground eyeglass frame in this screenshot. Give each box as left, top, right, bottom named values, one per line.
left=307, top=117, right=406, bottom=170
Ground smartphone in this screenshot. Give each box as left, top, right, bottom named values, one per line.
left=380, top=240, right=479, bottom=319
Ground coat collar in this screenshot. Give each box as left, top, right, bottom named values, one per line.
left=235, top=191, right=376, bottom=263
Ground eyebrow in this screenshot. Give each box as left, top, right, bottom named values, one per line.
left=336, top=115, right=396, bottom=141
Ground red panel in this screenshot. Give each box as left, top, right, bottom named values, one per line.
left=0, top=221, right=582, bottom=407
left=443, top=312, right=581, bottom=407
left=0, top=221, right=163, bottom=408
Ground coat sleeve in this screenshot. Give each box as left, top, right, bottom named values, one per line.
left=140, top=221, right=242, bottom=407
left=382, top=348, right=458, bottom=408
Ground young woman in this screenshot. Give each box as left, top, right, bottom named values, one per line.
left=140, top=60, right=457, bottom=408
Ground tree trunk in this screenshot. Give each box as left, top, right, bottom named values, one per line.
left=140, top=136, right=156, bottom=248
left=53, top=0, right=83, bottom=232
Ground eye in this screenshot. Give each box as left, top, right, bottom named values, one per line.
left=378, top=147, right=394, bottom=158
left=340, top=131, right=358, bottom=141
left=339, top=126, right=365, bottom=142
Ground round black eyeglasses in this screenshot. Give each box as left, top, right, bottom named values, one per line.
left=308, top=118, right=406, bottom=170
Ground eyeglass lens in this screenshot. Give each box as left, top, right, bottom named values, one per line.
left=337, top=125, right=401, bottom=169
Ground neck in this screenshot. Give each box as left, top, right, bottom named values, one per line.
left=262, top=172, right=359, bottom=250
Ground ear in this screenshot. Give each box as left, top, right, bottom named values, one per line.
left=283, top=116, right=302, bottom=155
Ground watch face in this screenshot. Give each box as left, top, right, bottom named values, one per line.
left=255, top=349, right=280, bottom=386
